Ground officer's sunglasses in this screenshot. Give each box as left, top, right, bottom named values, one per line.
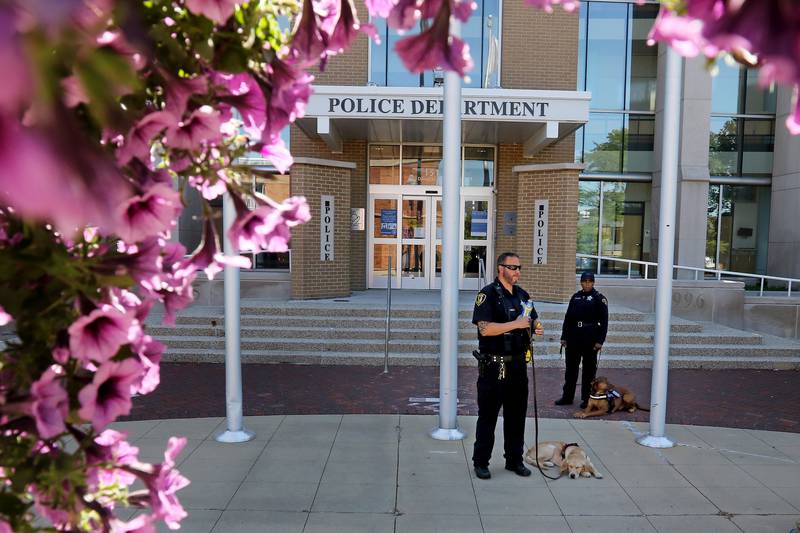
left=499, top=264, right=522, bottom=271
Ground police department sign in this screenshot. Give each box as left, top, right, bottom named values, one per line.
left=534, top=200, right=548, bottom=265
left=321, top=196, right=334, bottom=261
left=305, top=86, right=591, bottom=123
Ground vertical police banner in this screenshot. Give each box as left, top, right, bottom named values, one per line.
left=533, top=200, right=548, bottom=265
left=321, top=196, right=334, bottom=261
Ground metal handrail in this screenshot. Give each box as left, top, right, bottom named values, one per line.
left=576, top=253, right=800, bottom=297
left=383, top=256, right=392, bottom=374
left=478, top=258, right=486, bottom=288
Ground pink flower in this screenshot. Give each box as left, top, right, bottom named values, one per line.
left=213, top=72, right=266, bottom=140
left=78, top=358, right=144, bottom=430
left=185, top=0, right=239, bottom=25
left=525, top=0, right=578, bottom=13
left=0, top=519, right=11, bottom=533
left=366, top=0, right=394, bottom=19
left=267, top=59, right=313, bottom=137
left=25, top=367, right=69, bottom=439
left=115, top=183, right=181, bottom=243
left=110, top=514, right=156, bottom=533
left=131, top=437, right=190, bottom=530
left=52, top=346, right=70, bottom=364
left=0, top=305, right=11, bottom=326
left=259, top=135, right=294, bottom=173
left=189, top=173, right=228, bottom=200
left=0, top=9, right=31, bottom=113
left=164, top=105, right=222, bottom=150
left=395, top=6, right=473, bottom=76
left=68, top=305, right=133, bottom=363
left=228, top=194, right=310, bottom=253
left=164, top=74, right=208, bottom=118
left=88, top=429, right=140, bottom=488
left=132, top=336, right=164, bottom=395
left=387, top=0, right=422, bottom=31
left=117, top=111, right=173, bottom=166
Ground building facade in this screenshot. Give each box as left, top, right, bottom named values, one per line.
left=178, top=0, right=800, bottom=303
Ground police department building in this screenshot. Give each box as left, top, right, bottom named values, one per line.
left=178, top=0, right=799, bottom=303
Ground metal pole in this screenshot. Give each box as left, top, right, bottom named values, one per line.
left=383, top=256, right=392, bottom=374
left=431, top=18, right=465, bottom=441
left=216, top=192, right=254, bottom=443
left=637, top=48, right=682, bottom=449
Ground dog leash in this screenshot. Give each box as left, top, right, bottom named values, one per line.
left=528, top=326, right=561, bottom=481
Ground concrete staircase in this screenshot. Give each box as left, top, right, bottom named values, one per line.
left=148, top=302, right=800, bottom=369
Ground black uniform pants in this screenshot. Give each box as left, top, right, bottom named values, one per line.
left=562, top=342, right=598, bottom=403
left=472, top=360, right=528, bottom=468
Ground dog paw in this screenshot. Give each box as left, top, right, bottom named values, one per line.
left=573, top=412, right=586, bottom=419
left=594, top=473, right=604, bottom=479
left=581, top=472, right=591, bottom=478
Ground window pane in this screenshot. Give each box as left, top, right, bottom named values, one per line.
left=577, top=2, right=587, bottom=90
left=387, top=25, right=429, bottom=87
left=464, top=200, right=489, bottom=241
left=576, top=181, right=600, bottom=273
left=482, top=1, right=501, bottom=88
left=254, top=173, right=290, bottom=203
left=627, top=4, right=658, bottom=111
left=463, top=146, right=495, bottom=187
left=585, top=2, right=628, bottom=110
left=369, top=17, right=388, bottom=86
left=741, top=119, right=774, bottom=176
left=583, top=113, right=624, bottom=173
left=600, top=181, right=648, bottom=275
left=574, top=125, right=585, bottom=164
left=709, top=117, right=738, bottom=176
left=711, top=61, right=742, bottom=114
left=461, top=0, right=484, bottom=88
left=401, top=244, right=425, bottom=277
left=369, top=145, right=400, bottom=184
left=623, top=115, right=654, bottom=172
left=706, top=184, right=720, bottom=269
left=463, top=246, right=487, bottom=278
left=373, top=198, right=398, bottom=238
left=744, top=69, right=777, bottom=114
left=718, top=184, right=734, bottom=270
left=402, top=145, right=443, bottom=186
left=728, top=185, right=765, bottom=274
left=373, top=243, right=396, bottom=277
left=254, top=252, right=290, bottom=269
left=401, top=199, right=426, bottom=239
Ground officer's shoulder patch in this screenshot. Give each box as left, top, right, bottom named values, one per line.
left=601, top=298, right=608, bottom=305
left=476, top=293, right=487, bottom=306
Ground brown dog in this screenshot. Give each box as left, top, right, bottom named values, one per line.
left=524, top=441, right=603, bottom=479
left=573, top=376, right=649, bottom=419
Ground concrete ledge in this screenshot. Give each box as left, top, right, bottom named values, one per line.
left=293, top=157, right=357, bottom=169
left=744, top=296, right=800, bottom=339
left=512, top=162, right=584, bottom=173
left=593, top=278, right=745, bottom=329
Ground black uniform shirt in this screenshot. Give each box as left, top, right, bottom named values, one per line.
left=560, top=288, right=609, bottom=345
left=472, top=278, right=537, bottom=355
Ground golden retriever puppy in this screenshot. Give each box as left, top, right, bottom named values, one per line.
left=573, top=376, right=648, bottom=419
left=524, top=441, right=603, bottom=479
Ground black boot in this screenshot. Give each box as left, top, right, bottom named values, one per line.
left=474, top=465, right=491, bottom=479
left=554, top=397, right=573, bottom=406
left=505, top=463, right=532, bottom=477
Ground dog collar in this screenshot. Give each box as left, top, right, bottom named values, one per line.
left=561, top=442, right=580, bottom=459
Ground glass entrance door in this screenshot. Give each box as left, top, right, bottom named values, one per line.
left=368, top=193, right=492, bottom=289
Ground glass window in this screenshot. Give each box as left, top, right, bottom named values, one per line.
left=463, top=146, right=495, bottom=187
left=583, top=113, right=624, bottom=173
left=705, top=184, right=771, bottom=274
left=402, top=145, right=443, bottom=186
left=627, top=4, right=658, bottom=111
left=711, top=60, right=743, bottom=114
left=373, top=198, right=398, bottom=238
left=584, top=2, right=628, bottom=110
left=745, top=71, right=777, bottom=114
left=623, top=115, right=654, bottom=173
left=369, top=145, right=400, bottom=185
left=741, top=119, right=774, bottom=176
left=576, top=181, right=600, bottom=273
left=463, top=245, right=487, bottom=278
left=709, top=117, right=738, bottom=176
left=600, top=181, right=649, bottom=275
left=464, top=200, right=489, bottom=241
left=370, top=0, right=500, bottom=87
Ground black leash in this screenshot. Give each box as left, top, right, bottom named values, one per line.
left=528, top=327, right=561, bottom=481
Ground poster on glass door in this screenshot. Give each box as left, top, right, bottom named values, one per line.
left=471, top=210, right=488, bottom=238
left=380, top=209, right=397, bottom=236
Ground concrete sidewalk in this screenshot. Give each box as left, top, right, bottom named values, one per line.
left=113, top=415, right=800, bottom=533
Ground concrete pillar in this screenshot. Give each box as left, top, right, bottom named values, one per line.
left=652, top=51, right=711, bottom=273
left=767, top=86, right=800, bottom=277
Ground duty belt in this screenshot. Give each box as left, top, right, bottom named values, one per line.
left=483, top=354, right=523, bottom=363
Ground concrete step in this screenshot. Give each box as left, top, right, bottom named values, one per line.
left=158, top=336, right=793, bottom=357
left=161, top=348, right=800, bottom=370
left=170, top=315, right=703, bottom=333
left=234, top=306, right=647, bottom=322
left=149, top=326, right=758, bottom=345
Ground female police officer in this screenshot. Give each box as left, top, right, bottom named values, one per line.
left=471, top=252, right=543, bottom=480
left=555, top=271, right=609, bottom=409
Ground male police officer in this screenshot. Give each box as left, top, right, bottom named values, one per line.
left=472, top=252, right=543, bottom=480
left=555, top=271, right=609, bottom=409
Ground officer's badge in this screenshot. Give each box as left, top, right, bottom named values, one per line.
left=587, top=296, right=593, bottom=301
left=476, top=293, right=486, bottom=306
left=602, top=298, right=608, bottom=305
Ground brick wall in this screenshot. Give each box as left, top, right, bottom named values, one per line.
left=310, top=0, right=369, bottom=86
left=501, top=0, right=579, bottom=90
left=515, top=167, right=579, bottom=303
left=290, top=127, right=368, bottom=290
left=289, top=162, right=352, bottom=299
